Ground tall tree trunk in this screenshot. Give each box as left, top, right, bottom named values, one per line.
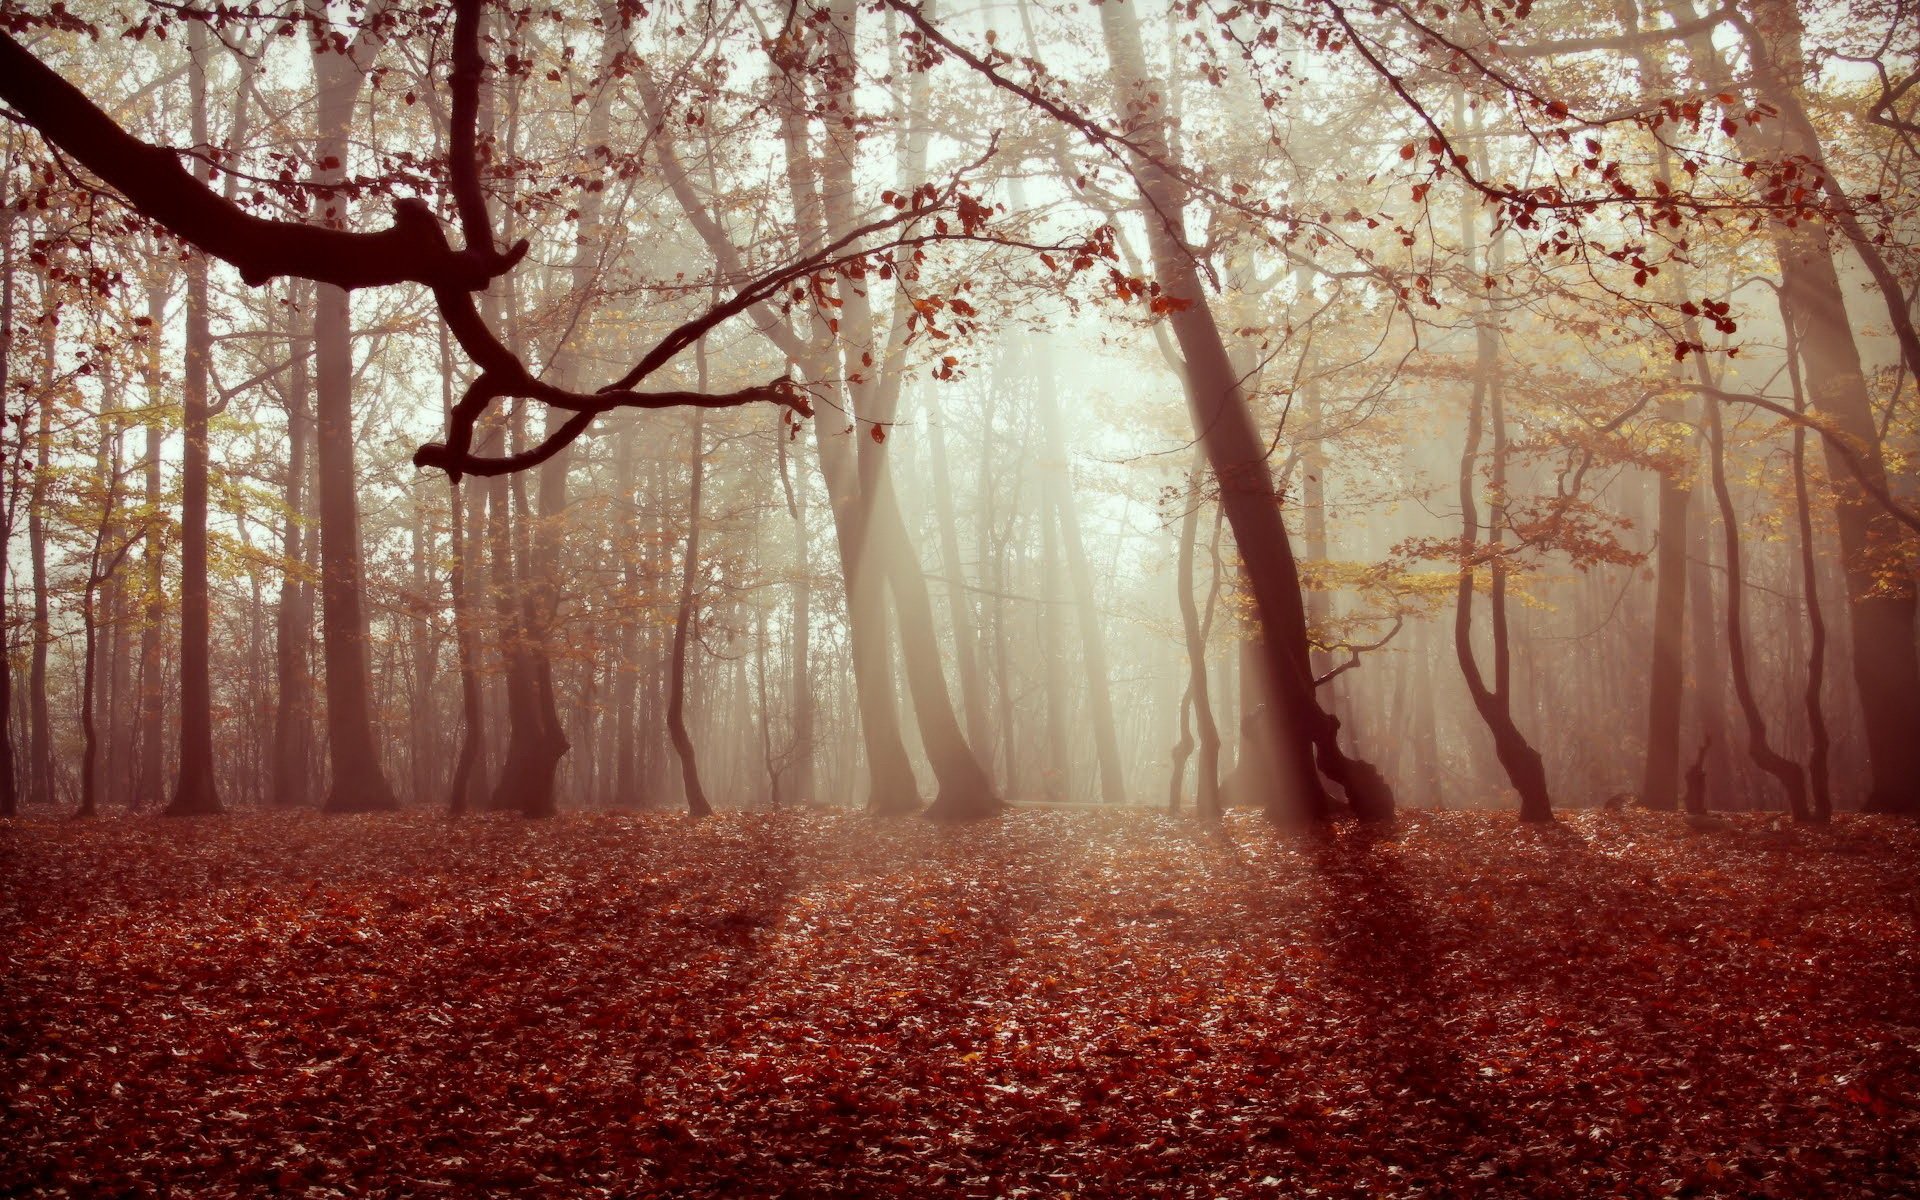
left=1629, top=8, right=1695, bottom=813
left=1685, top=490, right=1727, bottom=812
left=0, top=184, right=17, bottom=817
left=1038, top=448, right=1072, bottom=801
left=166, top=15, right=221, bottom=815
left=310, top=0, right=398, bottom=812
left=136, top=278, right=167, bottom=807
left=410, top=489, right=436, bottom=805
left=444, top=316, right=484, bottom=814
left=491, top=1, right=622, bottom=817
left=27, top=307, right=52, bottom=809
left=1173, top=451, right=1221, bottom=816
left=817, top=0, right=996, bottom=819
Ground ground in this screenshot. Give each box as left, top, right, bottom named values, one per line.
left=3, top=809, right=1917, bottom=1198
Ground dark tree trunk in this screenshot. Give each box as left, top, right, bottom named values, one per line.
left=166, top=17, right=221, bottom=816
left=310, top=6, right=398, bottom=813
left=1096, top=0, right=1389, bottom=823
left=1703, top=374, right=1810, bottom=818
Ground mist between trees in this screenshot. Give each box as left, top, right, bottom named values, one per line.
left=1, top=0, right=1915, bottom=823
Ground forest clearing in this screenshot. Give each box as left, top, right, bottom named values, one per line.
left=5, top=810, right=1918, bottom=1197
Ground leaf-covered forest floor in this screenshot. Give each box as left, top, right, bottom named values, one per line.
left=4, top=810, right=1917, bottom=1198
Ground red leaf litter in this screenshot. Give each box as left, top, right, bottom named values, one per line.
left=4, top=810, right=1917, bottom=1197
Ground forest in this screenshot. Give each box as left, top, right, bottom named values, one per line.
left=2, top=0, right=1918, bottom=1193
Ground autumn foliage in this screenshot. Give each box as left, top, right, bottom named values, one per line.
left=5, top=811, right=1917, bottom=1197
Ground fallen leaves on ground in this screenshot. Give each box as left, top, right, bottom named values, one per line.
left=2, top=809, right=1917, bottom=1197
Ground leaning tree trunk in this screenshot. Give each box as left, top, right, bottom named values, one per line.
left=1094, top=0, right=1389, bottom=822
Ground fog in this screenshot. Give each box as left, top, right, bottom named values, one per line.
left=2, top=0, right=1914, bottom=822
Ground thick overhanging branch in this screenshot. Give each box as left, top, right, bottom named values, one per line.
left=0, top=25, right=522, bottom=290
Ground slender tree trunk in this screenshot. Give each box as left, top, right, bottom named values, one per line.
left=1686, top=491, right=1727, bottom=812
left=1173, top=451, right=1221, bottom=816
left=136, top=278, right=167, bottom=808
left=27, top=313, right=52, bottom=809
left=271, top=282, right=313, bottom=808
left=779, top=430, right=817, bottom=803
left=1783, top=297, right=1832, bottom=822
left=410, top=490, right=436, bottom=805
left=0, top=165, right=13, bottom=818
left=669, top=406, right=711, bottom=818
left=1703, top=374, right=1809, bottom=818
left=1038, top=449, right=1071, bottom=802
left=1630, top=13, right=1695, bottom=813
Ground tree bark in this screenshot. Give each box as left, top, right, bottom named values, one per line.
left=166, top=15, right=221, bottom=816
left=310, top=0, right=398, bottom=812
